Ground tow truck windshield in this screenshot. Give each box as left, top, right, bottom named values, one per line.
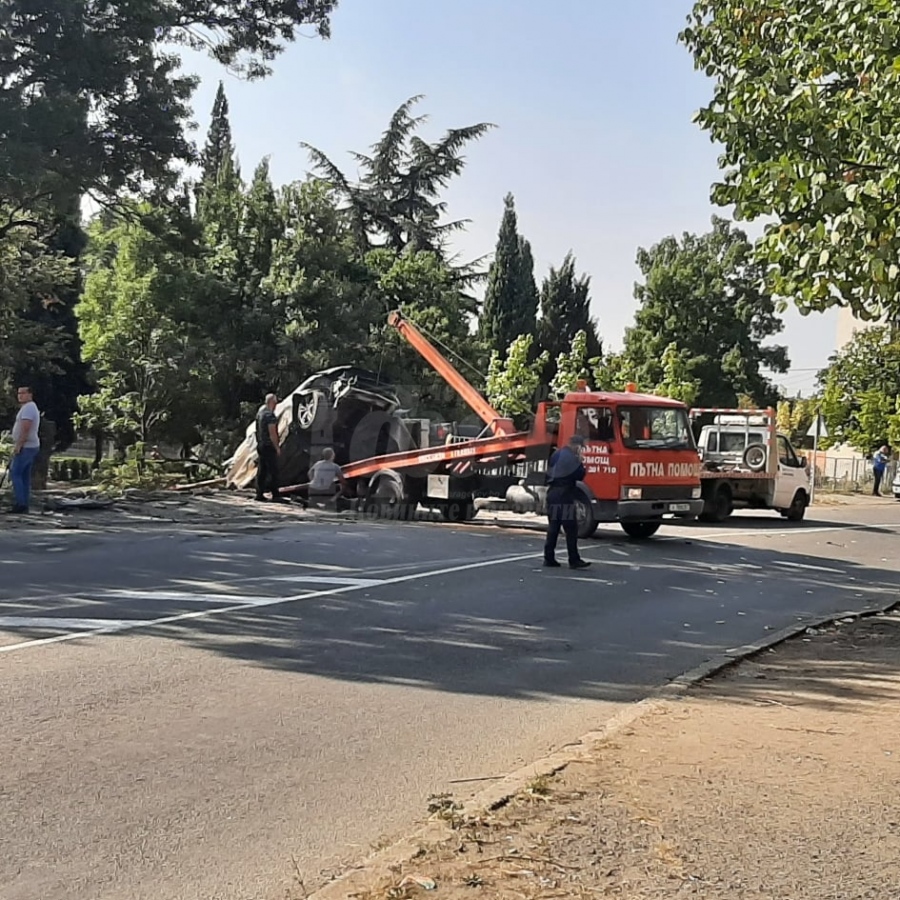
left=619, top=406, right=694, bottom=450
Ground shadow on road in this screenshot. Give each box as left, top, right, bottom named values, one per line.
left=120, top=531, right=900, bottom=707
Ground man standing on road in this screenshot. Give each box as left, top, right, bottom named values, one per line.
left=544, top=434, right=591, bottom=570
left=872, top=445, right=891, bottom=496
left=255, top=393, right=285, bottom=503
left=9, top=385, right=41, bottom=514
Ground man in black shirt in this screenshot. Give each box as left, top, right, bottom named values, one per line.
left=544, top=434, right=591, bottom=569
left=255, top=393, right=284, bottom=503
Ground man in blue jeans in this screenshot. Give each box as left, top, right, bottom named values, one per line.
left=9, top=385, right=41, bottom=513
left=544, top=434, right=591, bottom=570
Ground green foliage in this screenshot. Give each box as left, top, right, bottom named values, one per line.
left=478, top=194, right=539, bottom=355
left=591, top=351, right=638, bottom=393
left=818, top=326, right=900, bottom=451
left=681, top=0, right=900, bottom=320
left=76, top=206, right=210, bottom=448
left=0, top=0, right=336, bottom=216
left=777, top=397, right=819, bottom=446
left=0, top=216, right=77, bottom=421
left=550, top=330, right=597, bottom=398
left=537, top=253, right=602, bottom=382
left=621, top=217, right=788, bottom=407
left=485, top=334, right=548, bottom=422
left=653, top=343, right=702, bottom=406
left=301, top=96, right=494, bottom=262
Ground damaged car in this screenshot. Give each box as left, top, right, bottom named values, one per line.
left=226, top=367, right=419, bottom=490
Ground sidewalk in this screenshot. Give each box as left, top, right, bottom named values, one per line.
left=319, top=612, right=900, bottom=900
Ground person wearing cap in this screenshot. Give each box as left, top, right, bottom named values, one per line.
left=544, top=434, right=591, bottom=569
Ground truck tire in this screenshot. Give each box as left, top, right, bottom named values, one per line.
left=574, top=492, right=598, bottom=539
left=785, top=489, right=808, bottom=521
left=365, top=476, right=414, bottom=521
left=704, top=483, right=733, bottom=523
left=620, top=520, right=661, bottom=539
left=743, top=443, right=768, bottom=472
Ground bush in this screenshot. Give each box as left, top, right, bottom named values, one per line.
left=49, top=457, right=93, bottom=483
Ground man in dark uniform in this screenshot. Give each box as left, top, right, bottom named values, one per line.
left=255, top=393, right=285, bottom=503
left=544, top=434, right=591, bottom=569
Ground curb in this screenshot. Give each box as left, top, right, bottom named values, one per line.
left=306, top=597, right=899, bottom=899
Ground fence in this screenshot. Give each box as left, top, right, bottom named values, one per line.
left=810, top=454, right=897, bottom=495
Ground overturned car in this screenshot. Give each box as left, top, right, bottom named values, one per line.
left=225, top=367, right=420, bottom=490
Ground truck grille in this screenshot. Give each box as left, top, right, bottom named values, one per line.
left=640, top=485, right=696, bottom=501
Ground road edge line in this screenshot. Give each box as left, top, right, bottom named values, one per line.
left=306, top=597, right=900, bottom=899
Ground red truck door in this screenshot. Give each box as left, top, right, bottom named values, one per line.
left=563, top=402, right=620, bottom=502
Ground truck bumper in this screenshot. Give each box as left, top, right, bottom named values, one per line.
left=616, top=499, right=704, bottom=520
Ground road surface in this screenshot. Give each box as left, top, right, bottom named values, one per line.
left=1, top=502, right=899, bottom=899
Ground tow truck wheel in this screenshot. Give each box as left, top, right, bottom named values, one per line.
left=785, top=489, right=808, bottom=521
left=574, top=493, right=598, bottom=539
left=620, top=520, right=661, bottom=539
left=365, top=478, right=413, bottom=521
left=706, top=484, right=733, bottom=523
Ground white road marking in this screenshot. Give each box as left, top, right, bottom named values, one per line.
left=269, top=575, right=387, bottom=587
left=0, top=551, right=542, bottom=656
left=0, top=617, right=138, bottom=630
left=678, top=522, right=900, bottom=541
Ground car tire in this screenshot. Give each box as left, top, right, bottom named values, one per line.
left=573, top=491, right=598, bottom=539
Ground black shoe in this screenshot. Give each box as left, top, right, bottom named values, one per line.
left=569, top=560, right=591, bottom=570
left=270, top=495, right=289, bottom=504
left=254, top=495, right=269, bottom=503
left=9, top=505, right=27, bottom=514
left=543, top=559, right=562, bottom=568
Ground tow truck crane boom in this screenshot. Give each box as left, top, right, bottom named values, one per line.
left=386, top=309, right=515, bottom=436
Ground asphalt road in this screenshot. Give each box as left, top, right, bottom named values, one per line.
left=2, top=502, right=899, bottom=900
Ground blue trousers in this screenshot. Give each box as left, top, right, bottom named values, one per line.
left=10, top=447, right=39, bottom=509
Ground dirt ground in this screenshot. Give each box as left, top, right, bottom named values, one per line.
left=341, top=612, right=900, bottom=900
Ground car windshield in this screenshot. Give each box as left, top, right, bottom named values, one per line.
left=619, top=406, right=694, bottom=450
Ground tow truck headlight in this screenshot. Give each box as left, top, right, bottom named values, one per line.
left=626, top=487, right=643, bottom=500
left=692, top=486, right=702, bottom=499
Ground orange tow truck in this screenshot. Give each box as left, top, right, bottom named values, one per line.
left=308, top=311, right=703, bottom=539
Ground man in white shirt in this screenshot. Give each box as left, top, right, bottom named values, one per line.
left=10, top=385, right=41, bottom=513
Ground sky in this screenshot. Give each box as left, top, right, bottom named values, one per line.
left=180, top=0, right=837, bottom=398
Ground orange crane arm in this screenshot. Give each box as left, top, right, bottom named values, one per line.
left=387, top=310, right=516, bottom=435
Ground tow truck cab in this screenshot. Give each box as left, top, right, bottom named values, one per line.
left=519, top=390, right=704, bottom=538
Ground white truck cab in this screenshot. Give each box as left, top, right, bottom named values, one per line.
left=691, top=409, right=811, bottom=522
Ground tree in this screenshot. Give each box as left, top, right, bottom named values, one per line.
left=0, top=0, right=337, bottom=219
left=301, top=96, right=494, bottom=262
left=478, top=194, right=539, bottom=355
left=681, top=1, right=900, bottom=321
left=485, top=334, right=548, bottom=422
left=550, top=330, right=596, bottom=398
left=817, top=325, right=900, bottom=452
left=76, top=207, right=210, bottom=450
left=777, top=397, right=818, bottom=447
left=0, top=218, right=76, bottom=423
left=653, top=343, right=702, bottom=406
left=265, top=178, right=380, bottom=388
left=537, top=253, right=602, bottom=380
left=621, top=218, right=788, bottom=407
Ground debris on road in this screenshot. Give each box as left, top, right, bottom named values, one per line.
left=320, top=612, right=900, bottom=900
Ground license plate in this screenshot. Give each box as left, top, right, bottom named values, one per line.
left=427, top=475, right=450, bottom=499
left=668, top=503, right=691, bottom=512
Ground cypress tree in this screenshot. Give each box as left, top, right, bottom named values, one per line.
left=538, top=253, right=602, bottom=377
left=478, top=194, right=538, bottom=355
